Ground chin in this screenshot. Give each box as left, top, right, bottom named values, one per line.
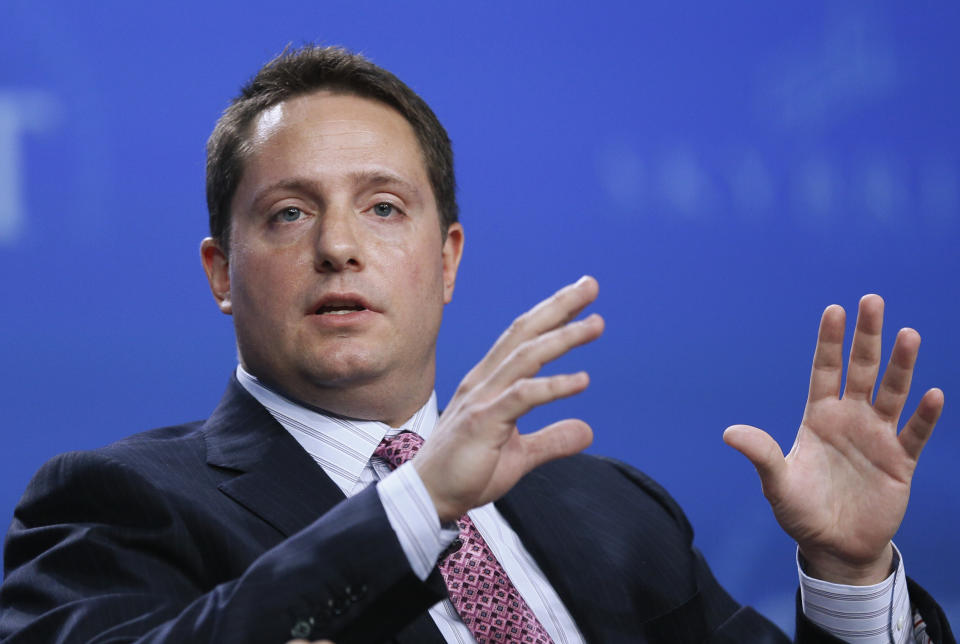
left=301, top=349, right=388, bottom=387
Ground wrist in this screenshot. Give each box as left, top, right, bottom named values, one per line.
left=412, top=459, right=463, bottom=524
left=800, top=542, right=895, bottom=586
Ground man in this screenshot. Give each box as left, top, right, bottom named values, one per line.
left=0, top=45, right=952, bottom=643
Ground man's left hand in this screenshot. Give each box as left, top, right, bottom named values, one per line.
left=724, top=295, right=944, bottom=585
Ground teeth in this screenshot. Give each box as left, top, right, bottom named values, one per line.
left=317, top=305, right=365, bottom=315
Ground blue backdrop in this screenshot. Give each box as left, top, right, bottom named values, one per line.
left=2, top=0, right=957, bottom=633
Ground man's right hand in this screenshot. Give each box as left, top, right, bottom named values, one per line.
left=413, top=276, right=604, bottom=523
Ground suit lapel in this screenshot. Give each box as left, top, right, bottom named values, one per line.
left=201, top=378, right=447, bottom=644
left=495, top=462, right=611, bottom=643
left=202, top=377, right=347, bottom=537
left=393, top=614, right=448, bottom=644
left=496, top=456, right=711, bottom=642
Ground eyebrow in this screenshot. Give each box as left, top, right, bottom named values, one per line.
left=350, top=170, right=424, bottom=201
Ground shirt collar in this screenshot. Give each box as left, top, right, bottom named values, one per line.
left=235, top=365, right=438, bottom=495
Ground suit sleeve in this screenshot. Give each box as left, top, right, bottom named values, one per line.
left=0, top=450, right=447, bottom=643
left=600, top=457, right=954, bottom=644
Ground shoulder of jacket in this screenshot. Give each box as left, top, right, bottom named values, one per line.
left=589, top=454, right=694, bottom=539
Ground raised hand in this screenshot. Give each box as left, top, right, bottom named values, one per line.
left=723, top=295, right=944, bottom=584
left=414, top=276, right=604, bottom=523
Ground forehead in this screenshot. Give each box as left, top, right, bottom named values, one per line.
left=244, top=91, right=429, bottom=183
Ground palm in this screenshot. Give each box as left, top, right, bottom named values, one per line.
left=773, top=399, right=912, bottom=562
left=426, top=386, right=590, bottom=521
left=725, top=295, right=943, bottom=580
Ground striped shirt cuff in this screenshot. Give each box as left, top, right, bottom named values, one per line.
left=799, top=544, right=912, bottom=643
left=377, top=462, right=460, bottom=581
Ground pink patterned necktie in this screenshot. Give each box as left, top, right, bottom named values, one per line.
left=375, top=432, right=554, bottom=644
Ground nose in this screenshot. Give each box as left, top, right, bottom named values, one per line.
left=313, top=206, right=362, bottom=272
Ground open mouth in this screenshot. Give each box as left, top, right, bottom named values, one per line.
left=311, top=292, right=373, bottom=317
left=315, top=303, right=367, bottom=315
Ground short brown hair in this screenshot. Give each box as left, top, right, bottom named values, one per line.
left=206, top=45, right=458, bottom=252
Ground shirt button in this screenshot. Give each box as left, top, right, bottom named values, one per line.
left=896, top=615, right=904, bottom=631
left=290, top=619, right=313, bottom=638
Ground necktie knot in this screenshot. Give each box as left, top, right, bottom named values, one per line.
left=374, top=431, right=424, bottom=469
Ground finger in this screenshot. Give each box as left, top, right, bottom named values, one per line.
left=484, top=313, right=604, bottom=392
left=463, top=276, right=599, bottom=389
left=485, top=275, right=598, bottom=368
left=520, top=418, right=594, bottom=471
left=808, top=304, right=846, bottom=402
left=898, top=388, right=944, bottom=461
left=873, top=328, right=920, bottom=423
left=492, top=372, right=591, bottom=422
left=723, top=425, right=787, bottom=501
left=843, top=294, right=884, bottom=401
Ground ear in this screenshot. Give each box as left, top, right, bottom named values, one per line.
left=200, top=237, right=232, bottom=315
left=441, top=223, right=464, bottom=304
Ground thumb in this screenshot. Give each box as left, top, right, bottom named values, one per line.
left=522, top=419, right=593, bottom=471
left=723, top=424, right=786, bottom=499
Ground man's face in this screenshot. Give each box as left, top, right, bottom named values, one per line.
left=201, top=91, right=463, bottom=424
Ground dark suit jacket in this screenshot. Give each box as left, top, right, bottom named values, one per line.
left=0, top=378, right=953, bottom=643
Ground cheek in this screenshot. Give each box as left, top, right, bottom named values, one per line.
left=230, top=247, right=310, bottom=313
left=392, top=246, right=445, bottom=302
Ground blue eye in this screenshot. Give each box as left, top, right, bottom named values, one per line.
left=373, top=202, right=396, bottom=218
left=277, top=207, right=304, bottom=222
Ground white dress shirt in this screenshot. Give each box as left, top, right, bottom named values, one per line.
left=236, top=365, right=914, bottom=643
